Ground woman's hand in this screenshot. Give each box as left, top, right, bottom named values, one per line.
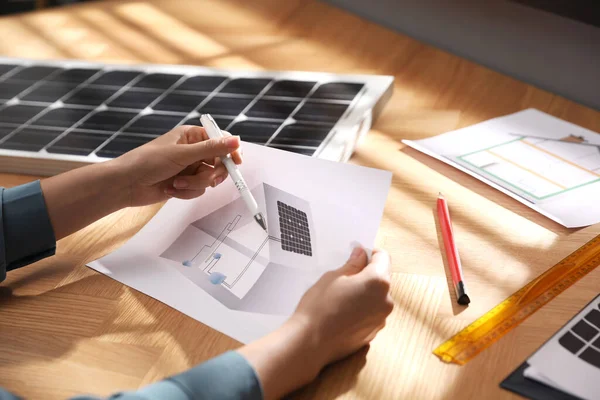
left=237, top=247, right=393, bottom=400
left=114, top=125, right=242, bottom=207
left=41, top=125, right=241, bottom=240
left=292, top=247, right=394, bottom=364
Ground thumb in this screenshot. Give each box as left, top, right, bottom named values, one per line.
left=338, top=246, right=369, bottom=276
left=171, top=135, right=240, bottom=166
left=363, top=248, right=391, bottom=279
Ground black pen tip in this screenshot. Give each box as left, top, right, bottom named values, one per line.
left=457, top=294, right=471, bottom=305
left=255, top=213, right=268, bottom=232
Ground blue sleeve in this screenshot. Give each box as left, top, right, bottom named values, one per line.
left=69, top=351, right=263, bottom=400
left=0, top=180, right=57, bottom=283
left=0, top=345, right=263, bottom=400
left=0, top=183, right=263, bottom=400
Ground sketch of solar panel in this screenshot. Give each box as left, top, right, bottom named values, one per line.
left=160, top=182, right=316, bottom=315
left=0, top=57, right=394, bottom=176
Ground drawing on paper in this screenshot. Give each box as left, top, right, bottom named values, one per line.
left=456, top=133, right=600, bottom=200
left=160, top=182, right=318, bottom=315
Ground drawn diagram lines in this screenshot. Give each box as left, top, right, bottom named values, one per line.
left=203, top=215, right=241, bottom=264
left=458, top=135, right=600, bottom=200
left=520, top=139, right=600, bottom=178
left=222, top=236, right=270, bottom=289
left=181, top=215, right=241, bottom=268
left=486, top=148, right=567, bottom=189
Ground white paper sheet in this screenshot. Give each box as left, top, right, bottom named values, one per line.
left=403, top=109, right=600, bottom=228
left=523, top=295, right=600, bottom=400
left=88, top=143, right=392, bottom=344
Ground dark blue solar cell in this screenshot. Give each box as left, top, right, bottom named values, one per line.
left=0, top=125, right=16, bottom=140
left=0, top=127, right=64, bottom=152
left=32, top=108, right=91, bottom=128
left=52, top=68, right=101, bottom=83
left=219, top=78, right=271, bottom=95
left=96, top=134, right=154, bottom=158
left=123, top=114, right=184, bottom=135
left=133, top=73, right=183, bottom=90
left=10, top=66, right=62, bottom=81
left=63, top=86, right=120, bottom=106
left=0, top=64, right=18, bottom=77
left=106, top=89, right=162, bottom=110
left=293, top=101, right=348, bottom=124
left=90, top=71, right=143, bottom=87
left=264, top=80, right=316, bottom=98
left=0, top=81, right=32, bottom=100
left=270, top=123, right=330, bottom=147
left=310, top=82, right=364, bottom=101
left=153, top=92, right=207, bottom=113
left=47, top=130, right=112, bottom=156
left=0, top=105, right=46, bottom=125
left=175, top=76, right=227, bottom=92
left=20, top=82, right=79, bottom=103
left=78, top=111, right=137, bottom=132
left=246, top=99, right=300, bottom=120
left=227, top=120, right=282, bottom=144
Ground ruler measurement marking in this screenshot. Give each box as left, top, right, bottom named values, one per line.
left=434, top=235, right=600, bottom=365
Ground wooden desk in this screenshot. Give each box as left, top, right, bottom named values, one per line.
left=1, top=1, right=599, bottom=399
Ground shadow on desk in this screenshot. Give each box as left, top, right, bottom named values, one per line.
left=0, top=266, right=368, bottom=400
left=400, top=146, right=577, bottom=236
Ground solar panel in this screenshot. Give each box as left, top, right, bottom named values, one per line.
left=277, top=200, right=312, bottom=256
left=0, top=57, right=394, bottom=176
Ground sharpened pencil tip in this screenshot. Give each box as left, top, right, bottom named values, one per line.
left=438, top=192, right=444, bottom=198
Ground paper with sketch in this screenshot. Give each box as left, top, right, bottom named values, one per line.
left=403, top=108, right=600, bottom=228
left=88, top=143, right=391, bottom=344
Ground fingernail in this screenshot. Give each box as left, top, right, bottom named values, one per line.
left=225, top=136, right=240, bottom=149
left=173, top=179, right=188, bottom=189
left=214, top=176, right=224, bottom=186
left=350, top=247, right=363, bottom=260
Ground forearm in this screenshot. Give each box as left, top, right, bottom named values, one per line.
left=40, top=160, right=130, bottom=240
left=237, top=317, right=325, bottom=400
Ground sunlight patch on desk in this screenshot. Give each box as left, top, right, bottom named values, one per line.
left=0, top=20, right=64, bottom=59
left=363, top=135, right=558, bottom=246
left=357, top=274, right=446, bottom=399
left=115, top=3, right=231, bottom=60
left=22, top=13, right=112, bottom=60
left=111, top=288, right=158, bottom=325
left=75, top=8, right=182, bottom=64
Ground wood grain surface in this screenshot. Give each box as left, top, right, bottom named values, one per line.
left=1, top=1, right=599, bottom=399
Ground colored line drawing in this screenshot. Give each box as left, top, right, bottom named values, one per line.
left=182, top=215, right=241, bottom=268
left=457, top=134, right=600, bottom=200
left=159, top=182, right=318, bottom=314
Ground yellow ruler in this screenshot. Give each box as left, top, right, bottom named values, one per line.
left=434, top=234, right=600, bottom=365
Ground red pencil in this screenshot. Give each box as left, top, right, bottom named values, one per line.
left=437, top=192, right=470, bottom=305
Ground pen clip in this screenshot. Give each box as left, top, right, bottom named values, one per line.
left=200, top=114, right=224, bottom=139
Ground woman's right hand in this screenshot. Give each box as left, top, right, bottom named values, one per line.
left=292, top=246, right=394, bottom=366
left=237, top=247, right=393, bottom=400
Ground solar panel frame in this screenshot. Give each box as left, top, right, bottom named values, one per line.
left=0, top=56, right=394, bottom=176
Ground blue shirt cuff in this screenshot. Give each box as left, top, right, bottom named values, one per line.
left=69, top=351, right=263, bottom=400
left=1, top=180, right=56, bottom=275
left=167, top=351, right=263, bottom=400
